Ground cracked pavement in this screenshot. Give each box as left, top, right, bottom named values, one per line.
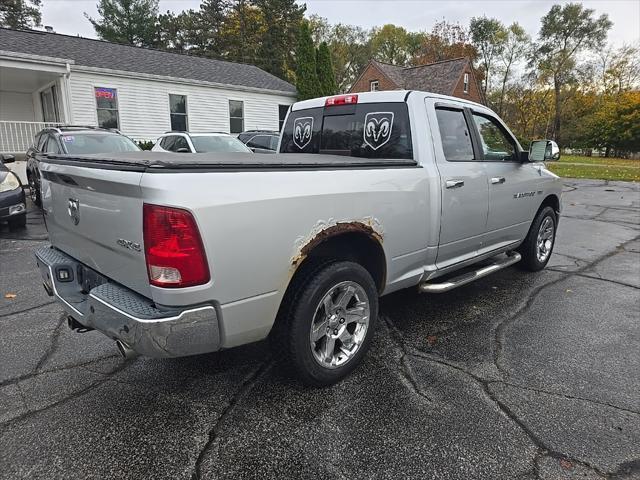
left=1, top=179, right=639, bottom=479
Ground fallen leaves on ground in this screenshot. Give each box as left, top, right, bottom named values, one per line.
left=4, top=293, right=17, bottom=299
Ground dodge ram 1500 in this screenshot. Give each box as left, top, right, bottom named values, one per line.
left=35, top=90, right=562, bottom=385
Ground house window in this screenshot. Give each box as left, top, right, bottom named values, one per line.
left=370, top=80, right=380, bottom=92
left=169, top=94, right=188, bottom=132
left=229, top=100, right=244, bottom=134
left=278, top=105, right=289, bottom=131
left=463, top=73, right=470, bottom=94
left=94, top=87, right=119, bottom=129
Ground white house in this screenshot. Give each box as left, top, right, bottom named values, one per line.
left=0, top=27, right=297, bottom=156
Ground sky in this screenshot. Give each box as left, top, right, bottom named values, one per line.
left=41, top=0, right=640, bottom=47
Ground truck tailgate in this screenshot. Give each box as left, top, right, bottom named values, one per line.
left=40, top=161, right=151, bottom=298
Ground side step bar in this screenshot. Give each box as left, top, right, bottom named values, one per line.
left=419, top=252, right=522, bottom=293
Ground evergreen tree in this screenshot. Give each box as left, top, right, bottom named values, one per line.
left=254, top=0, right=305, bottom=81
left=295, top=21, right=320, bottom=100
left=0, top=0, right=42, bottom=29
left=86, top=0, right=159, bottom=47
left=316, top=42, right=337, bottom=96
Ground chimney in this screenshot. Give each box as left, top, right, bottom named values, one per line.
left=44, top=26, right=54, bottom=33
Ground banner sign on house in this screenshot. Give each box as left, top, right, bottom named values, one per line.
left=95, top=87, right=116, bottom=100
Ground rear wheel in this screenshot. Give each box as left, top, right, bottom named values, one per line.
left=518, top=206, right=557, bottom=272
left=272, top=261, right=378, bottom=386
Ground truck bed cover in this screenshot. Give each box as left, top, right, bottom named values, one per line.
left=38, top=152, right=418, bottom=171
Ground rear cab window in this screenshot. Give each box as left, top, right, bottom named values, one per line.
left=280, top=102, right=413, bottom=160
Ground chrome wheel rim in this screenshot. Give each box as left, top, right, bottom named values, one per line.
left=28, top=177, right=37, bottom=203
left=536, top=216, right=555, bottom=263
left=309, top=280, right=370, bottom=369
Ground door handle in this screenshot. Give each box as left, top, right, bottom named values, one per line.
left=491, top=177, right=506, bottom=184
left=445, top=179, right=465, bottom=189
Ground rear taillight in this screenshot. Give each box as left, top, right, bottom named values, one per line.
left=325, top=94, right=358, bottom=107
left=143, top=204, right=210, bottom=288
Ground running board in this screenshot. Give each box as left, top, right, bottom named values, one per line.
left=419, top=252, right=522, bottom=293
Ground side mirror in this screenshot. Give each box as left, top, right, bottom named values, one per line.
left=249, top=147, right=256, bottom=153
left=0, top=154, right=16, bottom=164
left=176, top=148, right=190, bottom=153
left=529, top=140, right=560, bottom=162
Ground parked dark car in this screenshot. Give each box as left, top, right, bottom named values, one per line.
left=237, top=130, right=279, bottom=153
left=0, top=154, right=26, bottom=229
left=26, top=126, right=141, bottom=206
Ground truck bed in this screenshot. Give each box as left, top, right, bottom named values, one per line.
left=38, top=152, right=418, bottom=171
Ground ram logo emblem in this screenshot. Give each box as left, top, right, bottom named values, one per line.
left=364, top=112, right=394, bottom=150
left=293, top=117, right=314, bottom=150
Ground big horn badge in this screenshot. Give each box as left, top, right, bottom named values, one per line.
left=363, top=112, right=394, bottom=150
left=293, top=117, right=314, bottom=149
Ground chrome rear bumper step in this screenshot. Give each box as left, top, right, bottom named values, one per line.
left=419, top=252, right=522, bottom=293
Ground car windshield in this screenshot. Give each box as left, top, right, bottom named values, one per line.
left=191, top=136, right=251, bottom=153
left=61, top=134, right=141, bottom=154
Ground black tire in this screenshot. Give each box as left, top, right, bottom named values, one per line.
left=517, top=206, right=557, bottom=272
left=272, top=261, right=378, bottom=387
left=8, top=213, right=27, bottom=229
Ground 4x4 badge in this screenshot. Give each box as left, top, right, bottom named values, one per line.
left=67, top=198, right=80, bottom=225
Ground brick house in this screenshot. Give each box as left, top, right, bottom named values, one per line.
left=349, top=58, right=484, bottom=104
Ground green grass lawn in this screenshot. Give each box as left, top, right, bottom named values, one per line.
left=547, top=155, right=640, bottom=182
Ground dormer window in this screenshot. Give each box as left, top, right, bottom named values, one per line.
left=463, top=73, right=469, bottom=94
left=370, top=80, right=379, bottom=92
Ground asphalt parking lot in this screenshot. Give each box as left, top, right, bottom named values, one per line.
left=1, top=179, right=638, bottom=480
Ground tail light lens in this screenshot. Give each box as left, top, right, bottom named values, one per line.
left=143, top=204, right=210, bottom=288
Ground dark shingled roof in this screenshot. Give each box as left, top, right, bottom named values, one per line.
left=370, top=58, right=469, bottom=95
left=0, top=28, right=296, bottom=94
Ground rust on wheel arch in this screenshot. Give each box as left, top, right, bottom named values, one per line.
left=291, top=219, right=384, bottom=269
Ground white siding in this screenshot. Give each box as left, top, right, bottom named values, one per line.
left=68, top=71, right=295, bottom=142
left=0, top=91, right=35, bottom=121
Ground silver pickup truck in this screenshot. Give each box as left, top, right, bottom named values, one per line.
left=35, top=90, right=562, bottom=385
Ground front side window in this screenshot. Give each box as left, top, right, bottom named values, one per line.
left=279, top=105, right=289, bottom=131
left=370, top=80, right=379, bottom=92
left=95, top=87, right=119, bottom=129
left=472, top=114, right=517, bottom=161
left=280, top=102, right=413, bottom=160
left=435, top=108, right=475, bottom=161
left=229, top=100, right=244, bottom=134
left=169, top=94, right=188, bottom=132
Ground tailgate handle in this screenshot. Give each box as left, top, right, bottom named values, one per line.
left=446, top=179, right=465, bottom=189
left=491, top=177, right=506, bottom=185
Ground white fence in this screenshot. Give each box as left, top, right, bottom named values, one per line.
left=0, top=121, right=64, bottom=153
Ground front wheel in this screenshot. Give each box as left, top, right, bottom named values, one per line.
left=518, top=206, right=557, bottom=272
left=273, top=261, right=378, bottom=386
left=28, top=171, right=41, bottom=207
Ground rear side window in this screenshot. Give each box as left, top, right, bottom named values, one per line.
left=160, top=136, right=176, bottom=150
left=435, top=108, right=475, bottom=161
left=247, top=135, right=272, bottom=150
left=280, top=102, right=413, bottom=160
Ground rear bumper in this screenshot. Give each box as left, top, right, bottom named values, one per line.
left=35, top=245, right=221, bottom=358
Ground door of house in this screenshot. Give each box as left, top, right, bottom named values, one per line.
left=40, top=86, right=60, bottom=122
